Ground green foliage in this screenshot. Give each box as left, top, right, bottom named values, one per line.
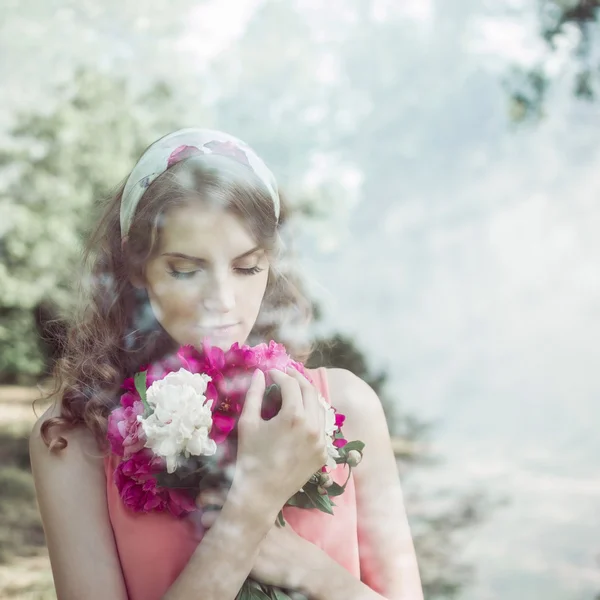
left=540, top=0, right=600, bottom=46
left=0, top=430, right=46, bottom=563
left=508, top=1, right=600, bottom=122
left=307, top=332, right=394, bottom=422
left=0, top=69, right=187, bottom=382
left=135, top=370, right=151, bottom=415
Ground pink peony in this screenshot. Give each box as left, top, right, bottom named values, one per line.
left=211, top=411, right=237, bottom=444
left=114, top=451, right=196, bottom=517
left=107, top=397, right=146, bottom=458
left=171, top=341, right=309, bottom=444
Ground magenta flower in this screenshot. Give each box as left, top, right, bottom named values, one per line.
left=211, top=411, right=237, bottom=444
left=114, top=451, right=196, bottom=517
left=107, top=397, right=146, bottom=458
left=173, top=341, right=309, bottom=444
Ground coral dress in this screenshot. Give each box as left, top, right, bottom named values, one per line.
left=103, top=367, right=361, bottom=600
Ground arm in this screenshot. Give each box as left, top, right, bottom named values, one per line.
left=30, top=406, right=277, bottom=600
left=164, top=478, right=278, bottom=600
left=30, top=406, right=129, bottom=600
left=310, top=368, right=423, bottom=600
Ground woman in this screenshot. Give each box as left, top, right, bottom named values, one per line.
left=30, top=128, right=423, bottom=600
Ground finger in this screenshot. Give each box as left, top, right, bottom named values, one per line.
left=200, top=509, right=221, bottom=529
left=269, top=370, right=303, bottom=420
left=286, top=368, right=322, bottom=430
left=196, top=488, right=226, bottom=509
left=239, top=369, right=266, bottom=426
left=285, top=368, right=315, bottom=404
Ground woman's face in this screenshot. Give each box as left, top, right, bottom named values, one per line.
left=142, top=202, right=270, bottom=350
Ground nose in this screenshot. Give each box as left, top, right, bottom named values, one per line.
left=202, top=272, right=235, bottom=313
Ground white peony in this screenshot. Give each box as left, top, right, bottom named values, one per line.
left=138, top=368, right=217, bottom=474
left=319, top=395, right=341, bottom=471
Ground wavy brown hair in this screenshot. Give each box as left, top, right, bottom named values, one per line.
left=41, top=154, right=314, bottom=451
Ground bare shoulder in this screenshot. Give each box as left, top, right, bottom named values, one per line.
left=29, top=400, right=128, bottom=599
left=324, top=371, right=424, bottom=599
left=324, top=368, right=385, bottom=421
left=29, top=401, right=107, bottom=492
left=30, top=402, right=103, bottom=465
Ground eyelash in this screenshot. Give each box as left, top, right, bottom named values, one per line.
left=168, top=266, right=264, bottom=280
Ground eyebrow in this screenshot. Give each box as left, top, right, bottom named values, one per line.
left=161, top=246, right=263, bottom=263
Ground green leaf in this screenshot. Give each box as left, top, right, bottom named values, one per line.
left=339, top=440, right=365, bottom=454
left=134, top=370, right=151, bottom=415
left=276, top=510, right=286, bottom=527
left=241, top=578, right=276, bottom=600
left=244, top=583, right=271, bottom=600
left=248, top=579, right=263, bottom=590
left=324, top=482, right=345, bottom=497
left=270, top=588, right=293, bottom=600
left=285, top=493, right=317, bottom=510
left=236, top=583, right=251, bottom=600
left=303, top=485, right=334, bottom=515
left=237, top=581, right=262, bottom=600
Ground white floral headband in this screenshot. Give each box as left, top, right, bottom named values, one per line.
left=120, top=128, right=280, bottom=240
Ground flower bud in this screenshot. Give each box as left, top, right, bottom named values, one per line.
left=318, top=472, right=334, bottom=488
left=346, top=449, right=362, bottom=467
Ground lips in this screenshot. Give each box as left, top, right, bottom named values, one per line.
left=198, top=323, right=239, bottom=335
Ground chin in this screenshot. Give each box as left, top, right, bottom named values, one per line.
left=201, top=338, right=234, bottom=351
left=189, top=331, right=249, bottom=352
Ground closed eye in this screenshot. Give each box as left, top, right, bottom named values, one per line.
left=235, top=266, right=264, bottom=276
left=168, top=268, right=198, bottom=280
left=168, top=266, right=264, bottom=279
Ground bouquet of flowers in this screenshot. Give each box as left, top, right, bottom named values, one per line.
left=107, top=340, right=364, bottom=600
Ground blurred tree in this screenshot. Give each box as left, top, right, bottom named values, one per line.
left=0, top=68, right=189, bottom=382
left=507, top=1, right=600, bottom=121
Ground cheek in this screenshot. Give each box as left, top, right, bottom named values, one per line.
left=147, top=274, right=200, bottom=323
left=243, top=273, right=269, bottom=314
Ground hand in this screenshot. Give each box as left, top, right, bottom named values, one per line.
left=250, top=521, right=325, bottom=592
left=233, top=368, right=328, bottom=512
left=195, top=490, right=324, bottom=595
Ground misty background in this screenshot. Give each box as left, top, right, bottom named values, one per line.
left=1, top=1, right=599, bottom=599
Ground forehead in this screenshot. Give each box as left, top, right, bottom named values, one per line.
left=158, top=202, right=258, bottom=256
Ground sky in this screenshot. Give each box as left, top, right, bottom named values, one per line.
left=1, top=0, right=599, bottom=598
